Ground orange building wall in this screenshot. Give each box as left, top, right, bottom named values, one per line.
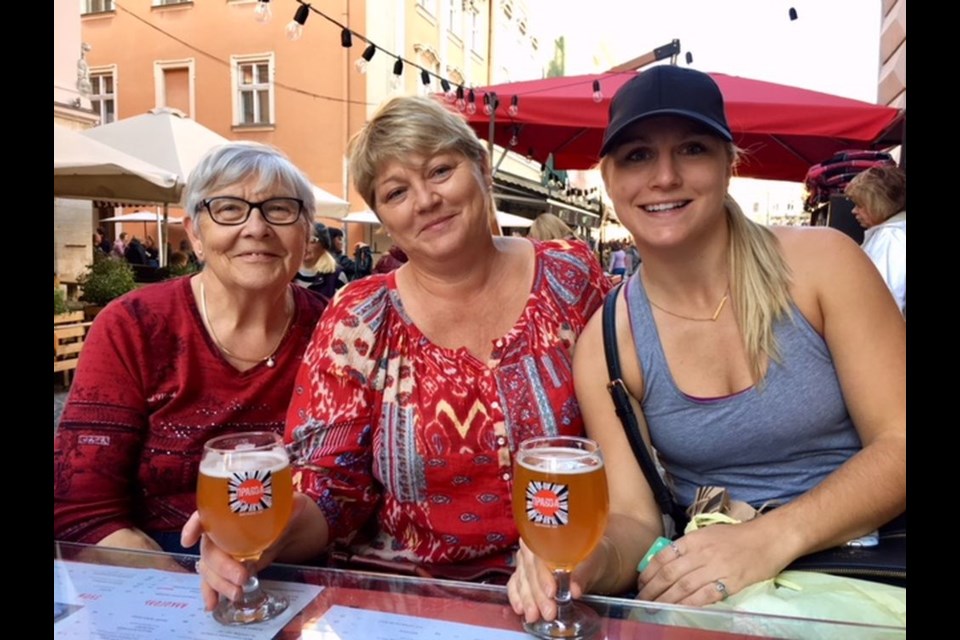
left=82, top=1, right=369, bottom=206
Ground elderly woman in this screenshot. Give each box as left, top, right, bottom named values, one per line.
left=844, top=166, right=906, bottom=316
left=54, top=142, right=328, bottom=553
left=509, top=66, right=905, bottom=618
left=184, top=95, right=608, bottom=608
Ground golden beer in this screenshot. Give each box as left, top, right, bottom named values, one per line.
left=513, top=446, right=609, bottom=571
left=197, top=449, right=293, bottom=562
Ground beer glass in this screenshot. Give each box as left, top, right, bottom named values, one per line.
left=197, top=432, right=293, bottom=625
left=513, top=436, right=609, bottom=639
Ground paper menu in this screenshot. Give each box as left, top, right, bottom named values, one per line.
left=54, top=559, right=322, bottom=639
left=302, top=605, right=529, bottom=640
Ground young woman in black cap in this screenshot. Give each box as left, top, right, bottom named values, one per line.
left=509, top=66, right=905, bottom=615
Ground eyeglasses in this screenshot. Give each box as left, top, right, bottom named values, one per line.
left=198, top=196, right=304, bottom=226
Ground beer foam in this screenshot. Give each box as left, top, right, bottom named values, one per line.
left=200, top=451, right=290, bottom=478
left=517, top=447, right=603, bottom=474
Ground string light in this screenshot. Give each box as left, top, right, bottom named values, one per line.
left=440, top=79, right=455, bottom=103
left=340, top=28, right=353, bottom=48
left=466, top=89, right=477, bottom=115
left=789, top=7, right=798, bottom=20
left=253, top=0, right=272, bottom=24
left=420, top=69, right=432, bottom=86
left=392, top=57, right=404, bottom=90
left=482, top=93, right=494, bottom=116
left=592, top=79, right=603, bottom=103
left=285, top=3, right=310, bottom=41
left=455, top=85, right=466, bottom=111
left=509, top=126, right=520, bottom=148
left=355, top=44, right=376, bottom=74
left=685, top=52, right=694, bottom=65
left=508, top=95, right=519, bottom=117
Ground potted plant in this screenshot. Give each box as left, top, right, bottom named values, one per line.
left=78, top=253, right=137, bottom=320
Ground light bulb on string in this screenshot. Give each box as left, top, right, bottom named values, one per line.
left=285, top=4, right=310, bottom=41
left=685, top=52, right=694, bottom=65
left=254, top=0, right=272, bottom=24
left=391, top=58, right=404, bottom=90
left=455, top=86, right=466, bottom=111
left=509, top=126, right=520, bottom=148
left=508, top=95, right=519, bottom=117
left=355, top=44, right=376, bottom=74
left=420, top=69, right=432, bottom=87
left=592, top=79, right=603, bottom=103
left=440, top=79, right=455, bottom=102
left=789, top=7, right=798, bottom=20
left=482, top=93, right=493, bottom=116
left=340, top=28, right=353, bottom=48
left=466, top=89, right=477, bottom=115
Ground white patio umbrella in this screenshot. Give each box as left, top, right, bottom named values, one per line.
left=54, top=124, right=180, bottom=203
left=336, top=210, right=533, bottom=228
left=100, top=212, right=185, bottom=224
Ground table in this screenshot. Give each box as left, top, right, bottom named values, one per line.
left=54, top=542, right=904, bottom=640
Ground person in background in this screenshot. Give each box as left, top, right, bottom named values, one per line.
left=327, top=227, right=356, bottom=280
left=293, top=222, right=346, bottom=300
left=54, top=142, right=327, bottom=554
left=625, top=240, right=641, bottom=275
left=143, top=235, right=160, bottom=267
left=94, top=227, right=112, bottom=255
left=112, top=232, right=128, bottom=259
left=509, top=65, right=904, bottom=616
left=372, top=244, right=408, bottom=274
left=123, top=236, right=149, bottom=266
left=186, top=95, right=609, bottom=610
left=528, top=212, right=578, bottom=241
left=844, top=166, right=906, bottom=317
left=607, top=241, right=627, bottom=278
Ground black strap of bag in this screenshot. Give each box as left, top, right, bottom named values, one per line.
left=602, top=284, right=687, bottom=531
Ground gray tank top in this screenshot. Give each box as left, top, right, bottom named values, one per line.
left=625, top=273, right=862, bottom=509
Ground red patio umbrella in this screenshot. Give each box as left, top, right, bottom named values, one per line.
left=450, top=69, right=904, bottom=182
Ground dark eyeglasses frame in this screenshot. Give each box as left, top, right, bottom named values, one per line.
left=198, top=196, right=305, bottom=226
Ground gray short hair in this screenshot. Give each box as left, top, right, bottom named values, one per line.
left=348, top=96, right=488, bottom=210
left=183, top=141, right=316, bottom=225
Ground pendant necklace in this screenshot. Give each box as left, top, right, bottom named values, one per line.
left=199, top=280, right=293, bottom=368
left=647, top=288, right=730, bottom=322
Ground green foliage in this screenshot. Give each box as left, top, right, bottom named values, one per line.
left=163, top=261, right=199, bottom=279
left=78, top=253, right=137, bottom=306
left=53, top=288, right=69, bottom=315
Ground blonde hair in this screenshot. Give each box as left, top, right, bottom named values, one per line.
left=600, top=144, right=792, bottom=384
left=528, top=213, right=576, bottom=241
left=314, top=252, right=339, bottom=275
left=844, top=166, right=906, bottom=223
left=348, top=96, right=489, bottom=211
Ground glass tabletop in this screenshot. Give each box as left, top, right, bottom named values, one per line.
left=54, top=541, right=904, bottom=640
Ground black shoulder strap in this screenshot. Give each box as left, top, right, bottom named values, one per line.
left=602, top=283, right=686, bottom=528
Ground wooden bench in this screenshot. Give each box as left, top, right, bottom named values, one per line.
left=54, top=312, right=92, bottom=387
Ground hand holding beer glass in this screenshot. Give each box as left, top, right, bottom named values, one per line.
left=512, top=436, right=609, bottom=639
left=197, top=432, right=293, bottom=625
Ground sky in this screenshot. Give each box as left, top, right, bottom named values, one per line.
left=534, top=0, right=883, bottom=103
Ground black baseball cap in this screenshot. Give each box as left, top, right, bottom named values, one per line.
left=599, top=65, right=732, bottom=157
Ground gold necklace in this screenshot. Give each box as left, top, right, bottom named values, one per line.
left=647, top=289, right=730, bottom=322
left=199, top=280, right=293, bottom=368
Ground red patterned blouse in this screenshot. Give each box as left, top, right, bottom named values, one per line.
left=286, top=239, right=608, bottom=568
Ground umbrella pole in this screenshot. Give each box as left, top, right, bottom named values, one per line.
left=161, top=203, right=169, bottom=267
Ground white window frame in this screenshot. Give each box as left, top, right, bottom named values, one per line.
left=447, top=0, right=463, bottom=37
left=152, top=0, right=192, bottom=6
left=230, top=52, right=276, bottom=127
left=468, top=6, right=482, bottom=55
left=153, top=58, right=196, bottom=117
left=82, top=0, right=115, bottom=13
left=89, top=64, right=118, bottom=125
left=417, top=0, right=437, bottom=16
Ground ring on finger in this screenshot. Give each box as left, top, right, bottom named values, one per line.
left=670, top=542, right=682, bottom=557
left=714, top=580, right=728, bottom=600
left=194, top=559, right=202, bottom=574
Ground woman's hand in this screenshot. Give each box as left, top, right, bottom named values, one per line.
left=181, top=493, right=314, bottom=611
left=637, top=521, right=788, bottom=606
left=507, top=539, right=602, bottom=624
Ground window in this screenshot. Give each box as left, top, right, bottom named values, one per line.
left=152, top=0, right=191, bottom=6
left=468, top=8, right=482, bottom=54
left=89, top=67, right=116, bottom=124
left=82, top=0, right=114, bottom=13
left=154, top=59, right=195, bottom=117
left=417, top=0, right=437, bottom=15
left=447, top=0, right=463, bottom=33
left=231, top=53, right=275, bottom=126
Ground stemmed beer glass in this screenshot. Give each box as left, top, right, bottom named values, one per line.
left=513, top=436, right=609, bottom=639
left=197, top=432, right=294, bottom=625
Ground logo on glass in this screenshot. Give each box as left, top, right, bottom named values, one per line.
left=228, top=470, right=274, bottom=514
left=525, top=481, right=569, bottom=527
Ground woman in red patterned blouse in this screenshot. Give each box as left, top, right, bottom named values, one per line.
left=185, top=96, right=608, bottom=609
left=54, top=142, right=327, bottom=553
